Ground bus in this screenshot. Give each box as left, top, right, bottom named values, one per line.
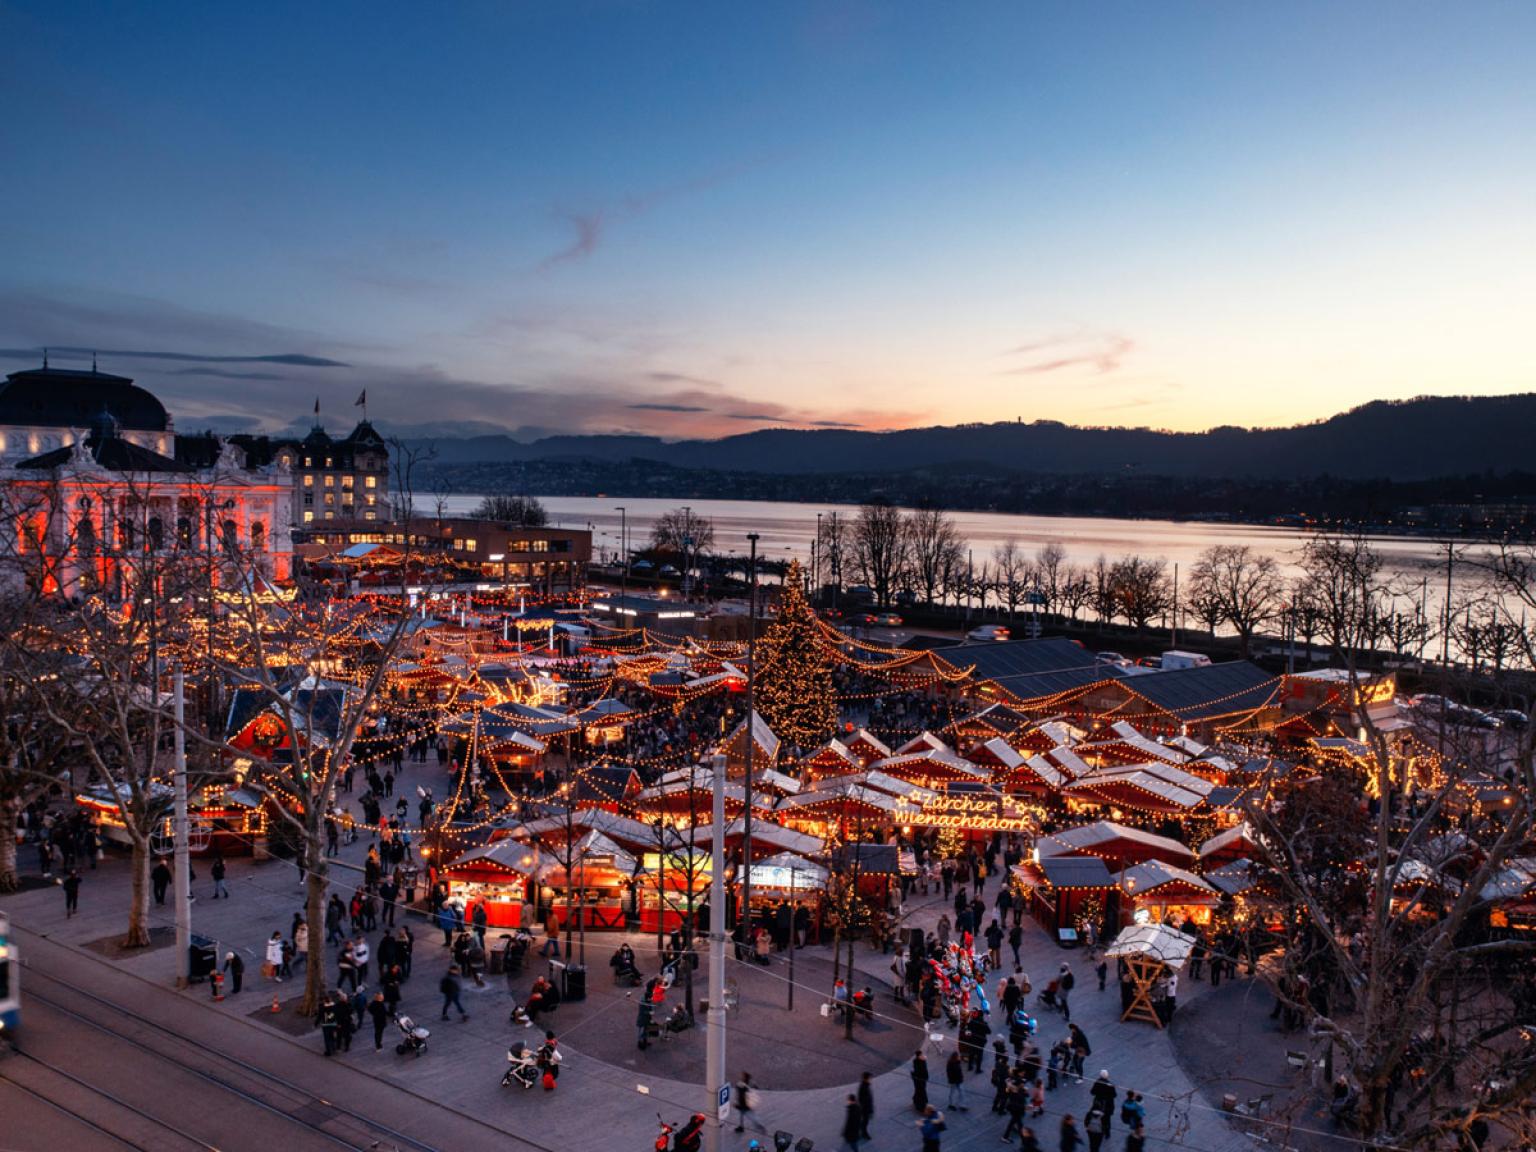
left=0, top=911, right=17, bottom=1035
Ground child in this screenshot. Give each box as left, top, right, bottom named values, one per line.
left=1031, top=1077, right=1047, bottom=1118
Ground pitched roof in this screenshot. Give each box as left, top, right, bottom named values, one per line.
left=1119, top=661, right=1281, bottom=722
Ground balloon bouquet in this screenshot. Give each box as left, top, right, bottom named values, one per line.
left=924, top=938, right=992, bottom=1025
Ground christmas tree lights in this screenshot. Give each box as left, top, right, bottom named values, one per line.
left=753, top=560, right=836, bottom=749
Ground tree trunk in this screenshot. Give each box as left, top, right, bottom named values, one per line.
left=125, top=839, right=152, bottom=947
left=0, top=798, right=19, bottom=894
left=302, top=834, right=329, bottom=1016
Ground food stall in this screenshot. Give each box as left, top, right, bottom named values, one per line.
left=1113, top=860, right=1222, bottom=927
left=535, top=830, right=636, bottom=931
left=1011, top=855, right=1115, bottom=943
left=1104, top=922, right=1196, bottom=1028
left=744, top=852, right=828, bottom=945
left=638, top=847, right=715, bottom=935
left=442, top=838, right=545, bottom=928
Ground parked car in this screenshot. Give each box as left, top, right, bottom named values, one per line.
left=873, top=612, right=903, bottom=627
left=1491, top=709, right=1529, bottom=731
left=1096, top=651, right=1131, bottom=666
left=967, top=625, right=1011, bottom=642
left=820, top=608, right=845, bottom=621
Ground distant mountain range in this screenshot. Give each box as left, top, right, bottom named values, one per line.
left=408, top=394, right=1535, bottom=482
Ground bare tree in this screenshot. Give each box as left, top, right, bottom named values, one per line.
left=1057, top=564, right=1093, bottom=624
left=851, top=502, right=907, bottom=608
left=1188, top=544, right=1284, bottom=657
left=993, top=539, right=1028, bottom=617
left=472, top=493, right=549, bottom=527
left=1110, top=554, right=1172, bottom=631
left=1244, top=531, right=1536, bottom=1147
left=1035, top=541, right=1067, bottom=621
left=650, top=508, right=715, bottom=556
left=1089, top=555, right=1118, bottom=629
left=906, top=505, right=962, bottom=607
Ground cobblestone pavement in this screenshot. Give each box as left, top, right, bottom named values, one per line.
left=6, top=754, right=1310, bottom=1152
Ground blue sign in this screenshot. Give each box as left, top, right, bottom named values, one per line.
left=717, top=1083, right=731, bottom=1120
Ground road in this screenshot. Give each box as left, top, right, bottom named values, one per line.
left=0, top=928, right=538, bottom=1152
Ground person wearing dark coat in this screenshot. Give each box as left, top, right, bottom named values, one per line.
left=1060, top=1114, right=1081, bottom=1152
left=367, top=991, right=391, bottom=1050
left=1089, top=1072, right=1118, bottom=1138
left=911, top=1050, right=930, bottom=1111
left=841, top=1094, right=865, bottom=1151
left=857, top=1071, right=875, bottom=1138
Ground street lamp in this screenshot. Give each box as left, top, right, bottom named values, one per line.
left=616, top=506, right=627, bottom=605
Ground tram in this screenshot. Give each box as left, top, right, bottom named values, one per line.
left=0, top=911, right=17, bottom=1034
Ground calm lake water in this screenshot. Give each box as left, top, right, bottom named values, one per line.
left=441, top=495, right=1459, bottom=598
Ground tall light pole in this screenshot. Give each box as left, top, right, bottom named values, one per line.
left=705, top=752, right=729, bottom=1152
left=741, top=533, right=759, bottom=956
left=682, top=506, right=692, bottom=602
left=815, top=512, right=823, bottom=607
left=173, top=665, right=191, bottom=988
left=616, top=506, right=627, bottom=605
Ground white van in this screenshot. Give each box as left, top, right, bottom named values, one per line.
left=1161, top=650, right=1212, bottom=671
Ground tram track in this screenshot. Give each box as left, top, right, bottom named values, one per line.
left=16, top=964, right=436, bottom=1152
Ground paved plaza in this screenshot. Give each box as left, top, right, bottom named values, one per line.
left=4, top=759, right=1316, bottom=1152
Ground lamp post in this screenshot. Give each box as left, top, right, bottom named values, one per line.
left=815, top=512, right=823, bottom=607
left=616, top=506, right=627, bottom=605
left=705, top=752, right=728, bottom=1152
left=741, top=533, right=759, bottom=952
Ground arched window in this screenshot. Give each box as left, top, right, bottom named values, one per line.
left=147, top=517, right=164, bottom=552
left=118, top=518, right=135, bottom=551
left=222, top=519, right=238, bottom=554
left=76, top=516, right=97, bottom=556
left=250, top=522, right=266, bottom=552
left=176, top=517, right=193, bottom=550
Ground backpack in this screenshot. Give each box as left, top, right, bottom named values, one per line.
left=1085, top=1112, right=1104, bottom=1135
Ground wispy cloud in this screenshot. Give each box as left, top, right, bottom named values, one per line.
left=0, top=345, right=349, bottom=368
left=629, top=402, right=711, bottom=413
left=1000, top=333, right=1132, bottom=376
left=167, top=367, right=287, bottom=380
left=806, top=419, right=860, bottom=428
left=646, top=371, right=719, bottom=388
left=724, top=412, right=779, bottom=422
left=537, top=212, right=605, bottom=271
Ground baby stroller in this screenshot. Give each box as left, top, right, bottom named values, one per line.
left=501, top=1041, right=540, bottom=1089
left=393, top=1013, right=430, bottom=1056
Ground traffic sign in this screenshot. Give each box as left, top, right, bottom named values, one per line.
left=717, top=1084, right=731, bottom=1121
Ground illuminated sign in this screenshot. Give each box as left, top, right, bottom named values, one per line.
left=890, top=794, right=1037, bottom=833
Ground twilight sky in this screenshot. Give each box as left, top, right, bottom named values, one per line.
left=2, top=1, right=1533, bottom=440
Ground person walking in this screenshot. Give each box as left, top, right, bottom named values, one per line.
left=1009, top=921, right=1023, bottom=968
left=1125, top=1123, right=1146, bottom=1152
left=265, top=932, right=285, bottom=982
left=62, top=868, right=81, bottom=917
left=841, top=1093, right=864, bottom=1152
left=919, top=1105, right=946, bottom=1152
left=210, top=853, right=228, bottom=899
left=945, top=1049, right=968, bottom=1110
left=985, top=918, right=1004, bottom=969
left=1058, top=964, right=1075, bottom=1022
left=1068, top=1024, right=1092, bottom=1081
left=911, top=1050, right=930, bottom=1112
left=1003, top=1078, right=1030, bottom=1142
left=368, top=991, right=391, bottom=1051
left=1060, top=1114, right=1081, bottom=1152
left=471, top=901, right=488, bottom=949
left=733, top=1072, right=765, bottom=1134
left=857, top=1070, right=875, bottom=1139
left=1090, top=1071, right=1118, bottom=1139
left=152, top=858, right=172, bottom=905
left=318, top=994, right=340, bottom=1056
left=439, top=965, right=469, bottom=1021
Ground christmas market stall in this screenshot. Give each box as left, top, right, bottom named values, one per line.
left=636, top=845, right=714, bottom=934
left=534, top=829, right=637, bottom=931
left=1114, top=860, right=1222, bottom=927
left=1037, top=821, right=1197, bottom=870
left=1010, top=855, right=1115, bottom=943
left=441, top=838, right=547, bottom=928
left=1105, top=922, right=1196, bottom=1028
left=745, top=851, right=829, bottom=945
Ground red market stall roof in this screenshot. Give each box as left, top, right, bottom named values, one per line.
left=777, top=781, right=902, bottom=823
left=444, top=838, right=549, bottom=878
left=514, top=808, right=658, bottom=853
left=1006, top=754, right=1071, bottom=791
left=802, top=738, right=861, bottom=777
left=1012, top=855, right=1115, bottom=892
left=967, top=737, right=1027, bottom=772
left=1062, top=761, right=1214, bottom=813
left=1114, top=860, right=1222, bottom=905
left=1076, top=721, right=1195, bottom=767
left=690, top=819, right=826, bottom=859
left=868, top=749, right=991, bottom=786
left=896, top=731, right=953, bottom=757
left=533, top=829, right=637, bottom=878
left=814, top=769, right=938, bottom=804
left=1038, top=821, right=1196, bottom=868
left=1198, top=822, right=1259, bottom=866
left=722, top=711, right=781, bottom=770
left=842, top=728, right=893, bottom=764
left=632, top=779, right=777, bottom=819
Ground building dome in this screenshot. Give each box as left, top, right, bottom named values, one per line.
left=0, top=365, right=170, bottom=432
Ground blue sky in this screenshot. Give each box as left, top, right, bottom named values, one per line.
left=2, top=1, right=1533, bottom=439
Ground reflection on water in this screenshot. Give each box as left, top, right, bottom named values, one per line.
left=441, top=494, right=1458, bottom=582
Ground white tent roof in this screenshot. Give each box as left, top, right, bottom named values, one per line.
left=1104, top=923, right=1197, bottom=967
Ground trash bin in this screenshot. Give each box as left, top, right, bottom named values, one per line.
left=563, top=963, right=587, bottom=1002
left=491, top=934, right=512, bottom=976
left=189, top=934, right=218, bottom=983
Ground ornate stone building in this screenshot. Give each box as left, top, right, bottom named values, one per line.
left=0, top=361, right=294, bottom=596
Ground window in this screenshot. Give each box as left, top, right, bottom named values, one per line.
left=324, top=493, right=335, bottom=505
left=364, top=511, right=376, bottom=521
left=365, top=476, right=377, bottom=489
left=176, top=517, right=193, bottom=550
left=324, top=510, right=335, bottom=520
left=303, top=493, right=313, bottom=506
left=342, top=475, right=354, bottom=489
left=324, top=475, right=334, bottom=487
left=365, top=493, right=375, bottom=506
left=251, top=522, right=265, bottom=552
left=325, top=457, right=333, bottom=468
left=303, top=475, right=313, bottom=487
left=465, top=539, right=477, bottom=553
left=148, top=517, right=164, bottom=551
left=303, top=511, right=314, bottom=523
left=304, top=456, right=312, bottom=467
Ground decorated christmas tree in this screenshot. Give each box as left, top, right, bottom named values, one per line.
left=752, top=560, right=837, bottom=749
